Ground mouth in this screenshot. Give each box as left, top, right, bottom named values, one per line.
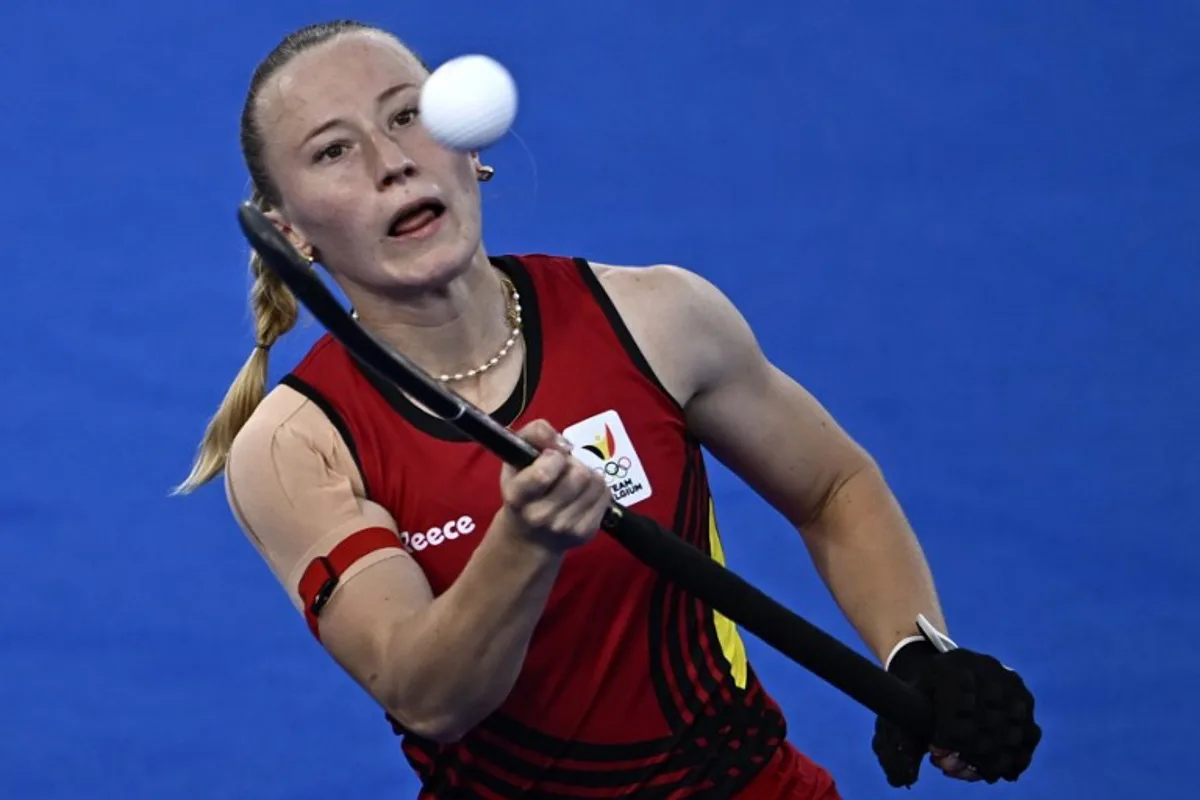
left=387, top=199, right=447, bottom=239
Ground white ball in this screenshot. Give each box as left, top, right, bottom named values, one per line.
left=420, top=54, right=518, bottom=152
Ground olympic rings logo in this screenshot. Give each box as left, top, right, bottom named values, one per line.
left=595, top=456, right=632, bottom=480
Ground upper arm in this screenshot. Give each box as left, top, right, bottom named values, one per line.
left=599, top=263, right=873, bottom=529
left=224, top=387, right=434, bottom=704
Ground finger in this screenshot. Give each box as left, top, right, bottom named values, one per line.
left=930, top=751, right=983, bottom=782
left=930, top=751, right=968, bottom=773
left=504, top=450, right=569, bottom=508
left=945, top=766, right=983, bottom=782
left=584, top=484, right=615, bottom=531
left=516, top=419, right=572, bottom=453
left=557, top=471, right=612, bottom=533
left=926, top=753, right=964, bottom=767
left=521, top=461, right=595, bottom=529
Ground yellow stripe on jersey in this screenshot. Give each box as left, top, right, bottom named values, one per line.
left=707, top=499, right=748, bottom=689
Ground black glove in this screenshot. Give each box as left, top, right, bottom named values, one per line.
left=871, top=630, right=1042, bottom=788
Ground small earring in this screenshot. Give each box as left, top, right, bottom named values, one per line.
left=476, top=164, right=495, bottom=182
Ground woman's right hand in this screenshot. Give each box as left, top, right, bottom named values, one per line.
left=498, top=420, right=612, bottom=552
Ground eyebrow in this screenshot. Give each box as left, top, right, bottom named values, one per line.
left=300, top=82, right=417, bottom=145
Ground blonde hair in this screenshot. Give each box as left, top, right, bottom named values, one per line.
left=172, top=192, right=299, bottom=495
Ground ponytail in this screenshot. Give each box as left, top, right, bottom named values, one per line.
left=173, top=192, right=299, bottom=495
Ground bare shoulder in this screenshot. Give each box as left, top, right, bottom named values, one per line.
left=587, top=261, right=759, bottom=406
left=591, top=262, right=721, bottom=308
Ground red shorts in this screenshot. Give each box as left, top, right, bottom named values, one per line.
left=735, top=741, right=841, bottom=799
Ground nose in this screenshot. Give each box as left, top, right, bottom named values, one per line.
left=369, top=134, right=417, bottom=189
left=380, top=158, right=418, bottom=189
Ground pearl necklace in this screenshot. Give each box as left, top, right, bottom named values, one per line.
left=440, top=274, right=523, bottom=383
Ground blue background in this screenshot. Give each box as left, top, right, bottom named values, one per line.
left=3, top=1, right=1198, bottom=797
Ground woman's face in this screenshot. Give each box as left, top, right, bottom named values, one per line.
left=256, top=31, right=484, bottom=295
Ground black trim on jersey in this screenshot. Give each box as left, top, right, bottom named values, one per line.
left=463, top=733, right=715, bottom=791
left=642, top=439, right=785, bottom=795
left=402, top=738, right=460, bottom=798
left=482, top=714, right=676, bottom=761
left=279, top=373, right=371, bottom=499
left=571, top=258, right=684, bottom=413
left=398, top=709, right=713, bottom=795
left=350, top=255, right=543, bottom=442
left=656, top=445, right=723, bottom=725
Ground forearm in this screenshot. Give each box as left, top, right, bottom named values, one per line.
left=801, top=463, right=945, bottom=664
left=382, top=509, right=563, bottom=740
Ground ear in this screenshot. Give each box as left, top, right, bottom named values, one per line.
left=262, top=207, right=316, bottom=261
left=470, top=150, right=495, bottom=182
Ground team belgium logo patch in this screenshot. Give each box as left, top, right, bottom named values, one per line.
left=563, top=409, right=653, bottom=507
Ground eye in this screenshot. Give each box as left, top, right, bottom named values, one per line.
left=390, top=106, right=420, bottom=127
left=314, top=142, right=350, bottom=163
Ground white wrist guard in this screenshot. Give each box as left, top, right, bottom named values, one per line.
left=884, top=613, right=959, bottom=671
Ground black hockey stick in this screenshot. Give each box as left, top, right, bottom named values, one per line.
left=236, top=201, right=936, bottom=741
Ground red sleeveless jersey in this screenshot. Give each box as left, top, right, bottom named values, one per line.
left=285, top=254, right=789, bottom=798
